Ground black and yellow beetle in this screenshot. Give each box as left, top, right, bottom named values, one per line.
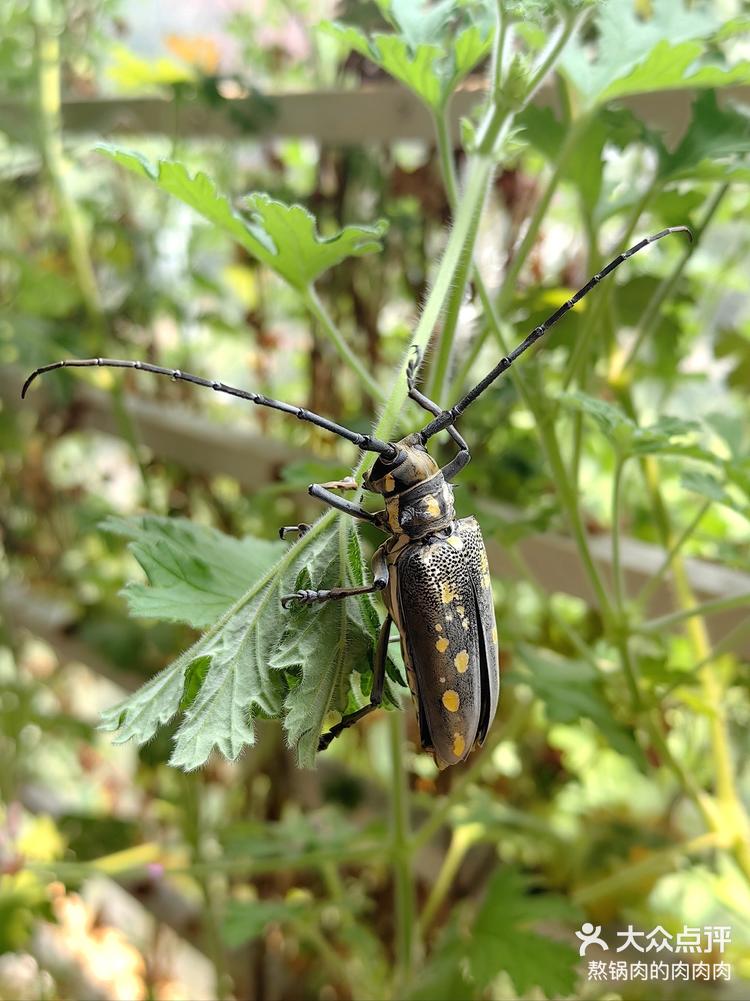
left=22, top=227, right=690, bottom=768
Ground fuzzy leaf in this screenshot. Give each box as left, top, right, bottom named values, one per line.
left=97, top=145, right=387, bottom=290
left=103, top=515, right=284, bottom=628
left=270, top=528, right=398, bottom=767
left=510, top=646, right=643, bottom=764
left=100, top=516, right=393, bottom=770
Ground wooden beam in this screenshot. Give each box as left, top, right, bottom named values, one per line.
left=1, top=84, right=748, bottom=148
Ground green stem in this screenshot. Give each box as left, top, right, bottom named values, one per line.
left=417, top=824, right=482, bottom=936
left=181, top=775, right=231, bottom=1001
left=611, top=457, right=627, bottom=609
left=573, top=832, right=725, bottom=907
left=636, top=498, right=713, bottom=609
left=564, top=183, right=657, bottom=392
left=637, top=592, right=750, bottom=633
left=304, top=286, right=385, bottom=401
left=389, top=711, right=417, bottom=991
left=662, top=618, right=750, bottom=696
left=32, top=11, right=101, bottom=326
left=619, top=183, right=729, bottom=372
left=426, top=165, right=489, bottom=403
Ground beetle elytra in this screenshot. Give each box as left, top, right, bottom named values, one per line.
left=22, top=227, right=691, bottom=768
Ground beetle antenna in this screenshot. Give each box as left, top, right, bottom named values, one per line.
left=420, top=226, right=693, bottom=441
left=21, top=358, right=399, bottom=458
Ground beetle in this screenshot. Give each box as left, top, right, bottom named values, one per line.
left=22, top=227, right=690, bottom=768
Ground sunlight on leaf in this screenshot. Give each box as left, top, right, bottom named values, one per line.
left=97, top=146, right=388, bottom=290
left=103, top=515, right=285, bottom=628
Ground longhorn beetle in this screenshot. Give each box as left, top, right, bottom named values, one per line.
left=22, top=227, right=691, bottom=769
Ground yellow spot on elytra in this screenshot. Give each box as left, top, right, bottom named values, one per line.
left=457, top=606, right=465, bottom=616
left=440, top=582, right=456, bottom=604
left=446, top=535, right=462, bottom=550
left=439, top=676, right=445, bottom=683
left=442, top=690, right=460, bottom=712
left=491, top=626, right=498, bottom=645
left=435, top=637, right=449, bottom=653
left=454, top=650, right=469, bottom=673
left=384, top=473, right=395, bottom=492
left=424, top=495, right=441, bottom=517
left=446, top=613, right=453, bottom=622
left=452, top=732, right=465, bottom=757
left=434, top=623, right=443, bottom=632
left=462, top=619, right=469, bottom=630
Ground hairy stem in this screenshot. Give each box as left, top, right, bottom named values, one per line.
left=304, top=286, right=385, bottom=401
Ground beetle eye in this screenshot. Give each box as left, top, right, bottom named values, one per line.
left=378, top=447, right=405, bottom=468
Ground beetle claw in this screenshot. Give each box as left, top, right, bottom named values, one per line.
left=278, top=522, right=312, bottom=540
left=406, top=345, right=422, bottom=388
left=281, top=588, right=330, bottom=609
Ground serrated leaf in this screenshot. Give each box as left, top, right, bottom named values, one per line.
left=469, top=868, right=580, bottom=997
left=97, top=145, right=388, bottom=290
left=100, top=515, right=394, bottom=771
left=103, top=515, right=285, bottom=628
left=510, top=646, right=643, bottom=764
left=561, top=0, right=737, bottom=106
left=413, top=868, right=581, bottom=999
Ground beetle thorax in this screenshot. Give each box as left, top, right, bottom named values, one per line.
left=381, top=473, right=455, bottom=537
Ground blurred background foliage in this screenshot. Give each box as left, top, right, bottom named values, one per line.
left=1, top=0, right=750, bottom=998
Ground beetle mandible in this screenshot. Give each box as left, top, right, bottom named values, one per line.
left=22, top=227, right=691, bottom=768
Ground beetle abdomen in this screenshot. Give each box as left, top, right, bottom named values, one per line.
left=394, top=517, right=499, bottom=768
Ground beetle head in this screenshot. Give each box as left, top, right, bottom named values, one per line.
left=363, top=433, right=439, bottom=496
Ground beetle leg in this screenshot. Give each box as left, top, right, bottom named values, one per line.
left=318, top=615, right=392, bottom=751
left=406, top=347, right=471, bottom=480
left=281, top=548, right=389, bottom=609
left=278, top=523, right=312, bottom=541
left=308, top=483, right=381, bottom=524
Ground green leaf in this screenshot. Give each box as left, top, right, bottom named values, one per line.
left=469, top=868, right=580, bottom=997
left=322, top=12, right=492, bottom=111
left=380, top=0, right=456, bottom=47
left=222, top=899, right=309, bottom=948
left=660, top=91, right=750, bottom=181
left=599, top=41, right=750, bottom=103
left=561, top=0, right=743, bottom=106
left=412, top=868, right=581, bottom=999
left=103, top=515, right=285, bottom=628
left=517, top=105, right=612, bottom=213
left=99, top=516, right=396, bottom=771
left=97, top=145, right=388, bottom=290
left=559, top=392, right=701, bottom=458
left=270, top=527, right=399, bottom=767
left=681, top=470, right=732, bottom=506
left=509, top=645, right=643, bottom=763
